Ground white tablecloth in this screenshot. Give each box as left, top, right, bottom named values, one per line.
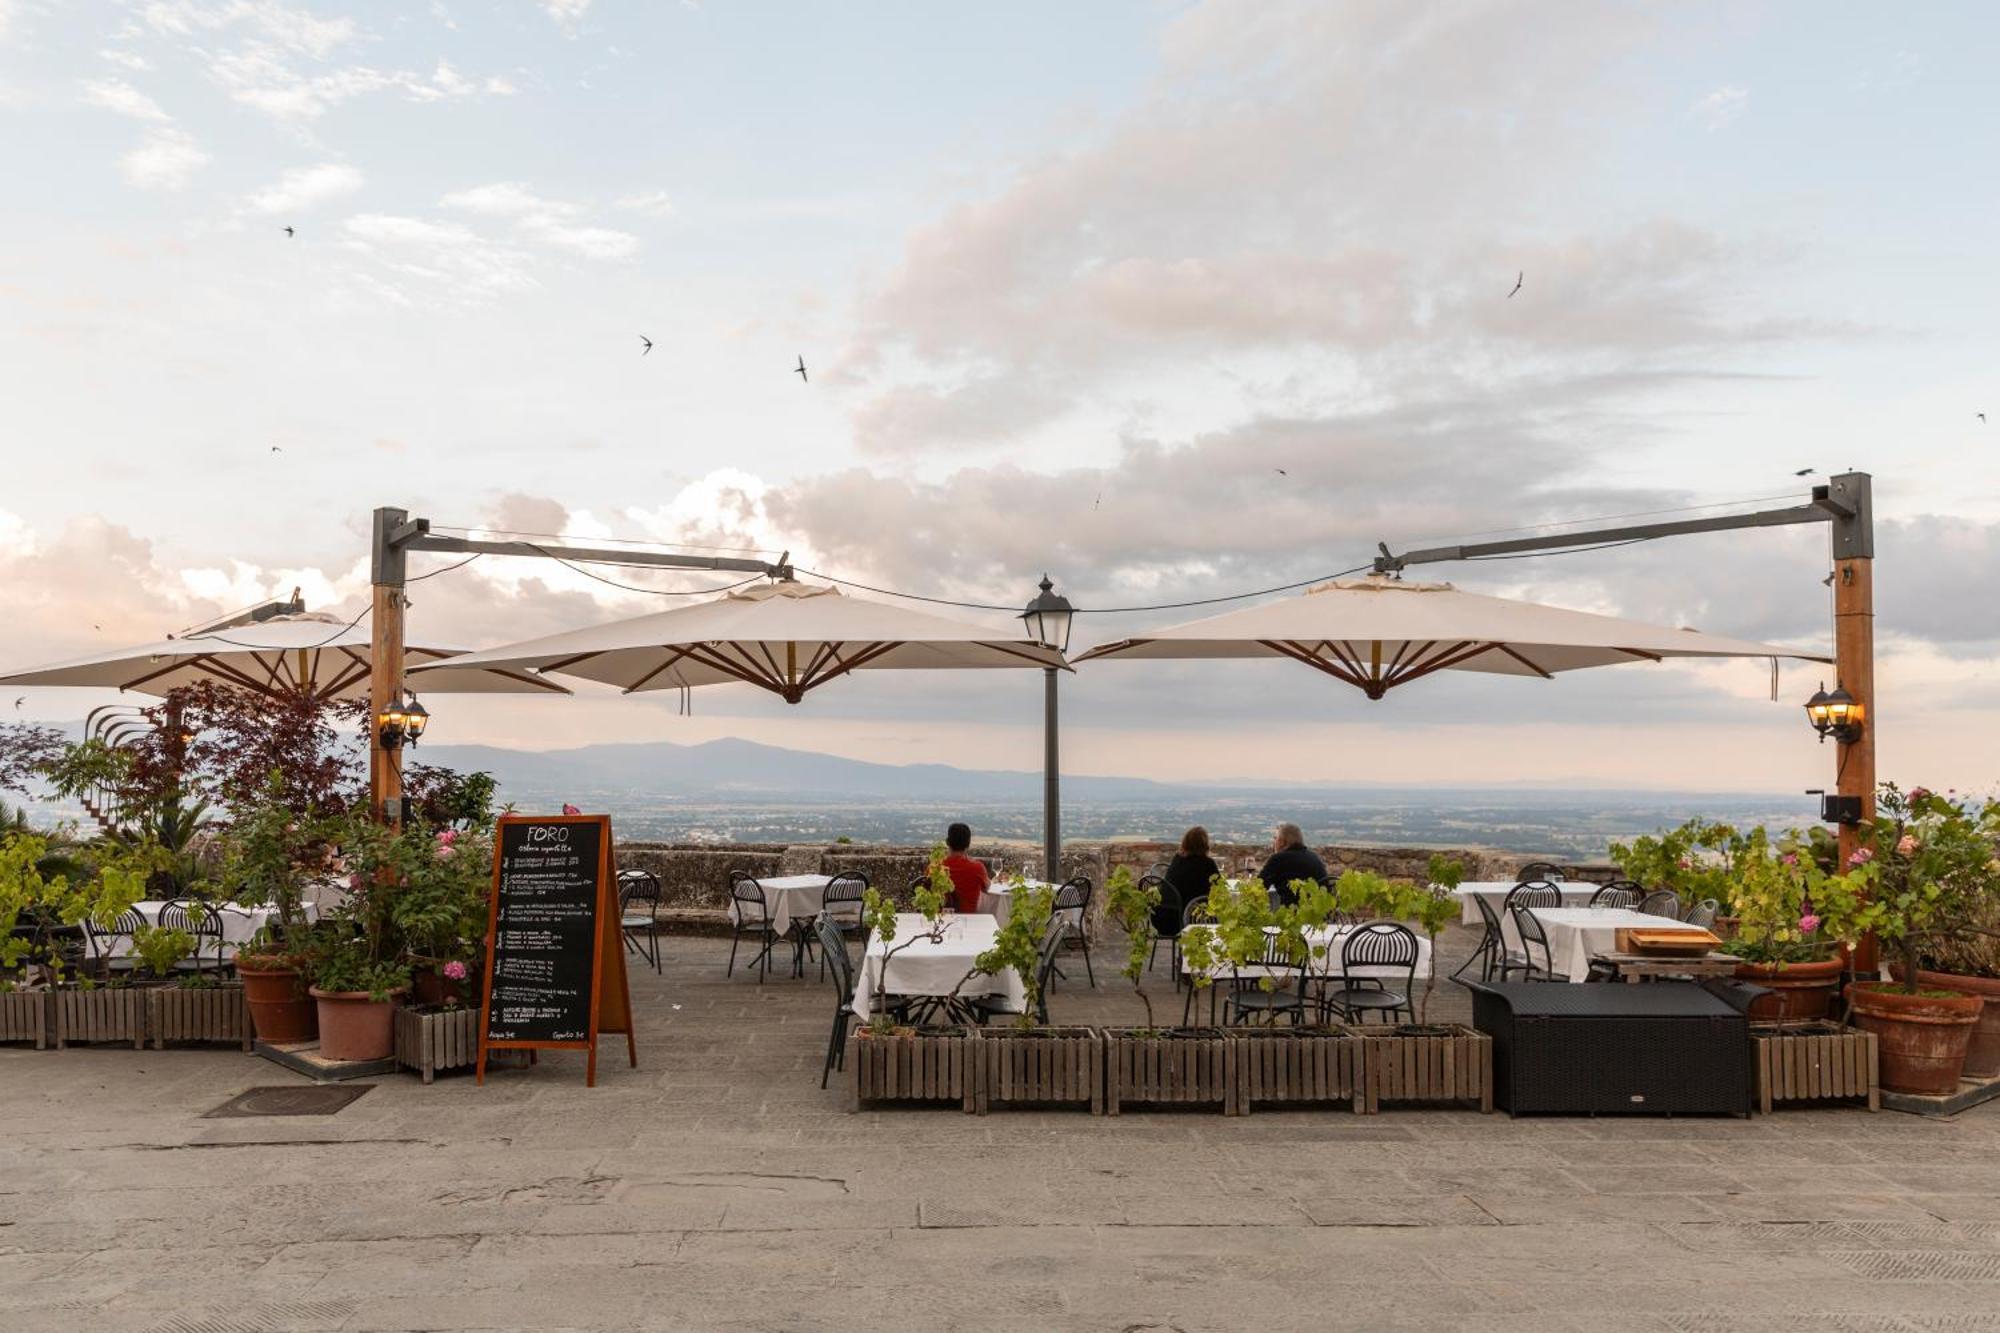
left=979, top=879, right=1059, bottom=928
left=1178, top=923, right=1434, bottom=984
left=1526, top=906, right=1707, bottom=982
left=87, top=900, right=317, bottom=964
left=1454, top=881, right=1599, bottom=926
left=728, top=874, right=835, bottom=937
left=851, top=913, right=1025, bottom=1020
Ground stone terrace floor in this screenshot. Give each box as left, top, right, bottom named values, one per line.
left=6, top=922, right=2000, bottom=1332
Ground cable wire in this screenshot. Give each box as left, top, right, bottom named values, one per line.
left=524, top=544, right=766, bottom=598
left=407, top=552, right=483, bottom=582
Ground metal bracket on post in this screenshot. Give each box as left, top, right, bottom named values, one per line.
left=1818, top=473, right=1873, bottom=561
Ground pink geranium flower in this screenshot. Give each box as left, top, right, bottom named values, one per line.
left=442, top=960, right=468, bottom=981
left=1848, top=847, right=1874, bottom=866
left=1799, top=913, right=1821, bottom=934
left=1896, top=834, right=1918, bottom=856
left=1909, top=787, right=1932, bottom=802
left=1780, top=852, right=1799, bottom=867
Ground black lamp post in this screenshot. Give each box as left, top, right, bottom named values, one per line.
left=1803, top=682, right=1863, bottom=745
left=1021, top=575, right=1075, bottom=883
left=377, top=691, right=430, bottom=751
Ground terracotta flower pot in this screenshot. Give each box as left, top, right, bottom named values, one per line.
left=1733, top=956, right=1845, bottom=1023
left=1847, top=981, right=1984, bottom=1096
left=235, top=958, right=316, bottom=1043
left=1913, top=969, right=2000, bottom=1080
left=308, top=987, right=404, bottom=1062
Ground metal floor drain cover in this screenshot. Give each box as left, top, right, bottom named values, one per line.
left=204, top=1085, right=374, bottom=1118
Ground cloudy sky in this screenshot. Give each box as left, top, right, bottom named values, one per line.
left=0, top=0, right=1994, bottom=793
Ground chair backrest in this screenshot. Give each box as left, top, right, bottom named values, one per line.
left=731, top=875, right=768, bottom=924
left=1638, top=888, right=1680, bottom=919
left=1146, top=861, right=1168, bottom=880
left=618, top=868, right=663, bottom=905
left=158, top=900, right=223, bottom=939
left=815, top=914, right=854, bottom=997
left=1503, top=880, right=1564, bottom=912
left=1054, top=876, right=1091, bottom=911
left=1510, top=904, right=1554, bottom=972
left=1589, top=884, right=1641, bottom=909
left=1473, top=891, right=1504, bottom=936
left=1031, top=920, right=1069, bottom=1023
left=822, top=872, right=867, bottom=926
left=1516, top=861, right=1567, bottom=883
left=84, top=908, right=148, bottom=958
left=1341, top=921, right=1419, bottom=971
left=1683, top=898, right=1720, bottom=930
left=1181, top=896, right=1213, bottom=927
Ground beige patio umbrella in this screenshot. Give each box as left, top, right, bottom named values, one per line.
left=410, top=578, right=1067, bottom=701
left=1074, top=575, right=1827, bottom=695
left=0, top=612, right=570, bottom=701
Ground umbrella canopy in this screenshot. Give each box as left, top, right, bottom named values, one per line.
left=0, top=613, right=570, bottom=701
left=412, top=579, right=1067, bottom=702
left=1075, top=576, right=1827, bottom=697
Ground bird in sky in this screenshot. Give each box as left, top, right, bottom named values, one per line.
left=283, top=226, right=294, bottom=238
left=1980, top=412, right=1987, bottom=423
left=794, top=356, right=808, bottom=383
left=1093, top=491, right=1101, bottom=510
left=12, top=697, right=21, bottom=711
left=639, top=335, right=652, bottom=356
left=1275, top=468, right=1288, bottom=476
left=1507, top=271, right=1523, bottom=299
left=1794, top=467, right=1815, bottom=476
left=270, top=445, right=282, bottom=453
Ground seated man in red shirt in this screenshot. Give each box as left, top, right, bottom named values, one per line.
left=941, top=821, right=990, bottom=915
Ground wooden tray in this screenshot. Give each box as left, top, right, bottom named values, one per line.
left=1615, top=927, right=1722, bottom=956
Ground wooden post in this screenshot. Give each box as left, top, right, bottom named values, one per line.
left=369, top=507, right=409, bottom=827
left=1826, top=474, right=1876, bottom=972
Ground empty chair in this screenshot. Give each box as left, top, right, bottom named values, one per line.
left=83, top=907, right=148, bottom=981
left=1588, top=883, right=1641, bottom=910
left=728, top=874, right=778, bottom=981
left=1139, top=873, right=1180, bottom=973
left=818, top=872, right=869, bottom=982
left=1320, top=922, right=1419, bottom=1025
left=1507, top=904, right=1562, bottom=981
left=1453, top=891, right=1517, bottom=983
left=617, top=869, right=664, bottom=974
left=1502, top=880, right=1564, bottom=913
left=815, top=914, right=861, bottom=1088
left=157, top=899, right=226, bottom=974
left=972, top=920, right=1068, bottom=1027
left=1052, top=876, right=1095, bottom=988
left=1683, top=898, right=1720, bottom=930
left=1638, top=887, right=1681, bottom=919
left=1223, top=936, right=1310, bottom=1027
left=1516, top=861, right=1567, bottom=883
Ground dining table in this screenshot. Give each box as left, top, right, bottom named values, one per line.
left=1177, top=922, right=1436, bottom=985
left=850, top=912, right=1024, bottom=1021
left=728, top=874, right=837, bottom=938
left=87, top=900, right=319, bottom=966
left=977, top=879, right=1060, bottom=928
left=1452, top=880, right=1599, bottom=926
left=1525, top=906, right=1711, bottom=983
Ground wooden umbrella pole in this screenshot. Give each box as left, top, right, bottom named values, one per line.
left=369, top=507, right=410, bottom=828
left=1834, top=555, right=1876, bottom=972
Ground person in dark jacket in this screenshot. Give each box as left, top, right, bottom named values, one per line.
left=1259, top=822, right=1327, bottom=905
left=1158, top=825, right=1221, bottom=934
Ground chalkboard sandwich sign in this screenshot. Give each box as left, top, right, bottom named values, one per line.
left=476, top=813, right=636, bottom=1087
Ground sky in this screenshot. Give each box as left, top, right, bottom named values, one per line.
left=0, top=0, right=1995, bottom=795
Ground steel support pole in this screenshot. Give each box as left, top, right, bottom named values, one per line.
left=1043, top=666, right=1060, bottom=884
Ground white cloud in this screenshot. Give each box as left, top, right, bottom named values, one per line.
left=137, top=0, right=359, bottom=60
left=616, top=189, right=675, bottom=219
left=80, top=77, right=172, bottom=122
left=541, top=0, right=591, bottom=32
left=341, top=212, right=539, bottom=299
left=526, top=222, right=639, bottom=260
left=99, top=49, right=154, bottom=72
left=1690, top=85, right=1749, bottom=131
left=120, top=127, right=208, bottom=190
left=246, top=162, right=364, bottom=214
left=440, top=182, right=640, bottom=261
left=440, top=181, right=566, bottom=217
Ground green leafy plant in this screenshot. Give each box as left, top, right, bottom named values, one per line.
left=216, top=773, right=331, bottom=942
left=0, top=831, right=150, bottom=983
left=311, top=939, right=412, bottom=1002
left=131, top=924, right=196, bottom=979
left=1178, top=875, right=1343, bottom=1027
left=1610, top=818, right=1755, bottom=913
left=971, top=883, right=1056, bottom=1030
left=1328, top=869, right=1456, bottom=1022
left=1715, top=828, right=1868, bottom=965
left=1104, top=865, right=1161, bottom=1030
left=857, top=845, right=953, bottom=1034
left=1845, top=785, right=2000, bottom=995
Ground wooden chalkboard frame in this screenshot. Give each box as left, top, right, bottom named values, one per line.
left=475, top=813, right=637, bottom=1087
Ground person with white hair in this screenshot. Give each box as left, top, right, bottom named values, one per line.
left=1258, top=822, right=1326, bottom=906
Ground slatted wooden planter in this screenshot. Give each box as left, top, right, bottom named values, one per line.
left=972, top=1025, right=1102, bottom=1114
left=1754, top=1024, right=1878, bottom=1113
left=1233, top=1027, right=1365, bottom=1114
left=149, top=985, right=252, bottom=1051
left=1104, top=1028, right=1237, bottom=1115
left=847, top=1028, right=976, bottom=1112
left=54, top=986, right=149, bottom=1049
left=395, top=1005, right=481, bottom=1084
left=0, top=989, right=50, bottom=1049
left=1356, top=1025, right=1493, bottom=1114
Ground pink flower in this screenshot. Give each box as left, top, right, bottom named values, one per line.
left=1848, top=847, right=1874, bottom=866
left=1780, top=852, right=1799, bottom=867
left=1910, top=787, right=1932, bottom=803
left=349, top=871, right=364, bottom=890
left=1799, top=913, right=1821, bottom=934
left=1677, top=858, right=1692, bottom=870
left=1896, top=835, right=1917, bottom=856
left=442, top=960, right=468, bottom=981
left=437, top=829, right=459, bottom=847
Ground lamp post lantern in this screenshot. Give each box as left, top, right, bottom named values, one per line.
left=1022, top=575, right=1075, bottom=884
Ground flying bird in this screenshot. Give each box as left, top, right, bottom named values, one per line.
left=1980, top=412, right=1987, bottom=424
left=12, top=698, right=21, bottom=711
left=1507, top=271, right=1523, bottom=299
left=270, top=445, right=282, bottom=453
left=794, top=356, right=808, bottom=383
left=283, top=226, right=294, bottom=238
left=1794, top=467, right=1815, bottom=476
left=1275, top=468, right=1288, bottom=476
left=639, top=335, right=652, bottom=356
left=1093, top=491, right=1101, bottom=510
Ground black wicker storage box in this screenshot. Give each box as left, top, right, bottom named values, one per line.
left=1465, top=981, right=1751, bottom=1116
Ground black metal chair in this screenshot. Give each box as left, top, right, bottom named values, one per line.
left=1140, top=874, right=1181, bottom=973
left=1638, top=887, right=1681, bottom=919
left=815, top=914, right=860, bottom=1088
left=1503, top=880, right=1565, bottom=913
left=970, top=920, right=1068, bottom=1027
left=817, top=871, right=868, bottom=981
left=1589, top=883, right=1642, bottom=910
left=1507, top=905, right=1562, bottom=981
left=1516, top=861, right=1567, bottom=883
left=728, top=875, right=779, bottom=981
left=1051, top=876, right=1094, bottom=988
left=1320, top=922, right=1419, bottom=1025
left=1683, top=898, right=1720, bottom=930
left=83, top=908, right=148, bottom=981
left=157, top=899, right=226, bottom=975
left=617, top=869, right=663, bottom=974
left=1453, top=891, right=1511, bottom=983
left=1223, top=936, right=1310, bottom=1027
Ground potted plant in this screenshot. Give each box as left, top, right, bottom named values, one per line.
left=1844, top=784, right=1998, bottom=1096
left=217, top=777, right=327, bottom=1042
left=1713, top=829, right=1863, bottom=1023
left=1611, top=817, right=1751, bottom=932
left=959, top=880, right=1097, bottom=1112
left=307, top=937, right=410, bottom=1061
left=1910, top=792, right=2000, bottom=1078
left=847, top=848, right=972, bottom=1110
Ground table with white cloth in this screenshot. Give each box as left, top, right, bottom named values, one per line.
left=1525, top=906, right=1709, bottom=983
left=87, top=900, right=319, bottom=966
left=727, top=874, right=836, bottom=937
left=1453, top=881, right=1599, bottom=926
left=1177, top=923, right=1435, bottom=985
left=977, top=879, right=1059, bottom=928
left=850, top=913, right=1024, bottom=1020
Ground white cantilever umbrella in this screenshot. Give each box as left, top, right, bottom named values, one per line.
left=411, top=579, right=1067, bottom=701
left=0, top=612, right=570, bottom=701
left=1075, top=575, right=1827, bottom=695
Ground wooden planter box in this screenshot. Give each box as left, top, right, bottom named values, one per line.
left=1104, top=1028, right=1237, bottom=1115
left=55, top=986, right=149, bottom=1049
left=1357, top=1026, right=1493, bottom=1114
left=395, top=1005, right=481, bottom=1084
left=1233, top=1027, right=1365, bottom=1114
left=847, top=1028, right=976, bottom=1112
left=0, top=989, right=50, bottom=1049
left=973, top=1025, right=1102, bottom=1115
left=1754, top=1024, right=1878, bottom=1113
left=149, top=984, right=252, bottom=1050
